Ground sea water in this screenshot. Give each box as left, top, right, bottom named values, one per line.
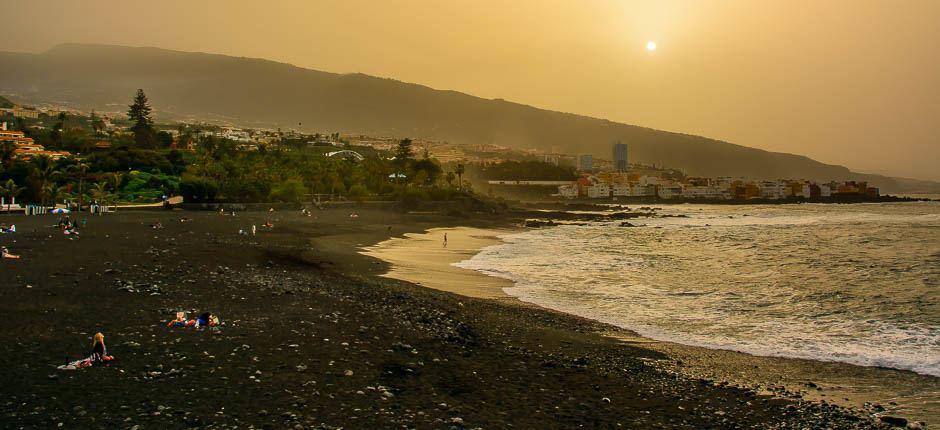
left=455, top=202, right=940, bottom=376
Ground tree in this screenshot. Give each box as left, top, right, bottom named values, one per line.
left=68, top=161, right=90, bottom=210
left=269, top=178, right=307, bottom=203
left=0, top=140, right=16, bottom=168
left=347, top=184, right=368, bottom=203
left=392, top=138, right=414, bottom=184
left=1, top=179, right=23, bottom=212
left=127, top=89, right=154, bottom=147
left=455, top=163, right=465, bottom=191
left=445, top=171, right=456, bottom=187
left=29, top=155, right=59, bottom=206
left=91, top=182, right=112, bottom=205
left=90, top=110, right=105, bottom=135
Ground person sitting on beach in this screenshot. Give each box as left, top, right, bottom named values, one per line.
left=166, top=311, right=190, bottom=328
left=58, top=332, right=114, bottom=370
left=90, top=332, right=114, bottom=364
left=151, top=222, right=164, bottom=229
left=1, top=246, right=20, bottom=259
left=0, top=224, right=14, bottom=233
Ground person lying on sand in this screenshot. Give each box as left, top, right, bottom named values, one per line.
left=1, top=246, right=20, bottom=259
left=0, top=224, right=14, bottom=233
left=58, top=332, right=114, bottom=370
left=194, top=312, right=221, bottom=328
left=262, top=222, right=274, bottom=228
left=166, top=311, right=191, bottom=328
left=179, top=217, right=192, bottom=222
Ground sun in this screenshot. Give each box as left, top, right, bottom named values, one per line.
left=646, top=41, right=657, bottom=52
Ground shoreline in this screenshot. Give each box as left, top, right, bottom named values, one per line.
left=359, top=222, right=940, bottom=425
left=359, top=227, right=515, bottom=300
left=0, top=207, right=928, bottom=428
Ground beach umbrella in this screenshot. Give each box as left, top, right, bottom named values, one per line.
left=51, top=208, right=70, bottom=214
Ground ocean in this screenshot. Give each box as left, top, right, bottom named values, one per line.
left=455, top=202, right=940, bottom=376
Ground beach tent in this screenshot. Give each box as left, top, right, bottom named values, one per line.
left=50, top=208, right=70, bottom=214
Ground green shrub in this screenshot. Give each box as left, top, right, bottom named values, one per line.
left=269, top=178, right=307, bottom=203
left=180, top=176, right=219, bottom=202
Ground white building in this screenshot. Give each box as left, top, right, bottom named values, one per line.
left=759, top=181, right=788, bottom=199
left=612, top=183, right=655, bottom=197
left=585, top=183, right=610, bottom=199
left=640, top=175, right=663, bottom=187
left=681, top=185, right=724, bottom=200
left=657, top=183, right=683, bottom=199
left=556, top=184, right=579, bottom=199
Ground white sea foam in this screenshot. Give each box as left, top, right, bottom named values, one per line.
left=454, top=202, right=940, bottom=376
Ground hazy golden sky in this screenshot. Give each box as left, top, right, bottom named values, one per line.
left=3, top=0, right=939, bottom=180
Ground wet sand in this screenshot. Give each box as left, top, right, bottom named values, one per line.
left=361, top=222, right=939, bottom=425
left=360, top=227, right=514, bottom=299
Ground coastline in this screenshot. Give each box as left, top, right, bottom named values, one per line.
left=0, top=207, right=927, bottom=428
left=359, top=227, right=515, bottom=299
left=359, top=221, right=939, bottom=425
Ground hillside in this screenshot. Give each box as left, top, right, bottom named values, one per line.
left=0, top=43, right=935, bottom=193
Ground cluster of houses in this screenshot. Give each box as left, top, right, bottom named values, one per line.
left=555, top=173, right=879, bottom=200
left=0, top=123, right=72, bottom=160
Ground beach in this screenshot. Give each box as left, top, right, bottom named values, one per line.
left=360, top=211, right=940, bottom=426
left=360, top=227, right=514, bottom=299
left=0, top=206, right=920, bottom=429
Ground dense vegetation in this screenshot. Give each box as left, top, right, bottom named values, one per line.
left=472, top=160, right=577, bottom=181
left=0, top=90, right=472, bottom=209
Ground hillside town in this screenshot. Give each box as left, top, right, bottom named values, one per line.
left=0, top=96, right=889, bottom=206
left=490, top=143, right=881, bottom=201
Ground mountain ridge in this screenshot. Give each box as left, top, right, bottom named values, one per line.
left=1, top=43, right=936, bottom=193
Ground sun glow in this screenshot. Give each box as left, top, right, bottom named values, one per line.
left=646, top=40, right=657, bottom=51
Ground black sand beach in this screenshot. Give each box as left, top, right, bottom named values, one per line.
left=0, top=207, right=924, bottom=429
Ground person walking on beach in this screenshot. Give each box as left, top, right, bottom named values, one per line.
left=443, top=232, right=448, bottom=248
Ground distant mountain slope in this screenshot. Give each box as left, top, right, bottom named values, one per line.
left=0, top=43, right=935, bottom=193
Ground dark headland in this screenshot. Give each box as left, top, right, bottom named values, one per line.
left=0, top=206, right=925, bottom=429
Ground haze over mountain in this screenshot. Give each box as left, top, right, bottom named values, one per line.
left=0, top=44, right=936, bottom=193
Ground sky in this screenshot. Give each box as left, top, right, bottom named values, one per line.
left=2, top=0, right=939, bottom=180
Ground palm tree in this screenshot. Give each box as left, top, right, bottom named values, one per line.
left=107, top=172, right=124, bottom=193
left=29, top=155, right=60, bottom=207
left=91, top=182, right=111, bottom=205
left=41, top=182, right=58, bottom=208
left=455, top=163, right=465, bottom=191
left=68, top=161, right=90, bottom=210
left=1, top=179, right=23, bottom=212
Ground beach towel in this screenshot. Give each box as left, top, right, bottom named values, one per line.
left=57, top=355, right=113, bottom=370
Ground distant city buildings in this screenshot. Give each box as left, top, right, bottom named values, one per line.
left=0, top=107, right=40, bottom=119
left=0, top=122, right=71, bottom=160
left=613, top=142, right=628, bottom=172
left=577, top=154, right=593, bottom=171
left=551, top=172, right=879, bottom=201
